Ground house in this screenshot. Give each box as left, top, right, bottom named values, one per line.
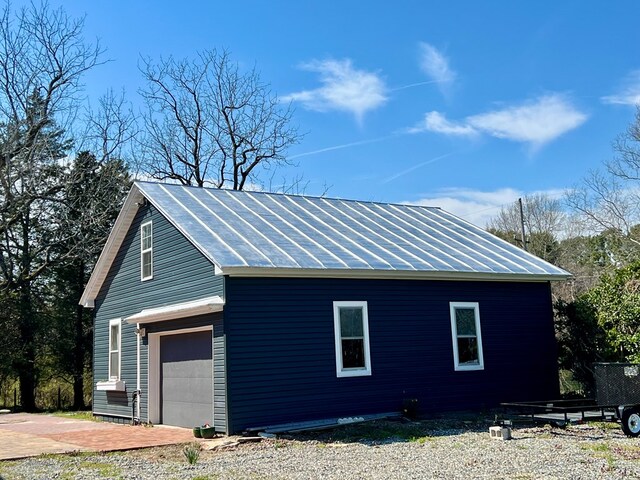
left=80, top=181, right=570, bottom=433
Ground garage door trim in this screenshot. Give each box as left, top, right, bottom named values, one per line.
left=148, top=325, right=213, bottom=425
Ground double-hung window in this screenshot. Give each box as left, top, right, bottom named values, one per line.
left=333, top=301, right=372, bottom=377
left=141, top=221, right=153, bottom=280
left=108, top=319, right=121, bottom=380
left=450, top=302, right=484, bottom=371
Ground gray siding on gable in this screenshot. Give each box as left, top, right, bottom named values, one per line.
left=223, top=277, right=559, bottom=433
left=93, top=203, right=224, bottom=424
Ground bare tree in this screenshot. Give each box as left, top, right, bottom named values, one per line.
left=488, top=193, right=565, bottom=262
left=566, top=107, right=640, bottom=247
left=0, top=2, right=102, bottom=411
left=138, top=49, right=300, bottom=189
left=82, top=88, right=137, bottom=167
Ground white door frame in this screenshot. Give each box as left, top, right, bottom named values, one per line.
left=148, top=325, right=214, bottom=425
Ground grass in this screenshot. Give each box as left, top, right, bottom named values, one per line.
left=77, top=460, right=122, bottom=478
left=583, top=442, right=617, bottom=471
left=49, top=410, right=99, bottom=422
left=588, top=421, right=621, bottom=430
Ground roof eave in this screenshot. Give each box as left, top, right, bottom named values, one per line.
left=219, top=266, right=572, bottom=282
left=79, top=185, right=145, bottom=307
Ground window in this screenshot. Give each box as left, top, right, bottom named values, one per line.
left=450, top=302, right=484, bottom=371
left=333, top=301, right=371, bottom=377
left=108, top=319, right=121, bottom=380
left=141, top=221, right=153, bottom=280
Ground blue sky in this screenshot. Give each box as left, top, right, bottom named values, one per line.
left=19, top=0, right=640, bottom=225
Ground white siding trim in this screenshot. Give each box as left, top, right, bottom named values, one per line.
left=333, top=301, right=372, bottom=378
left=148, top=325, right=213, bottom=426
left=124, top=296, right=224, bottom=324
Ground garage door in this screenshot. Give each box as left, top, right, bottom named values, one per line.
left=160, top=330, right=213, bottom=428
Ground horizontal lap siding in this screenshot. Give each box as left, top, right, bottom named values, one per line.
left=224, top=277, right=558, bottom=433
left=93, top=204, right=224, bottom=423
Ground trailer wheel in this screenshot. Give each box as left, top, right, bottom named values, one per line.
left=622, top=408, right=640, bottom=437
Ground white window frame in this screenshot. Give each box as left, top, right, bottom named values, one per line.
left=333, top=301, right=372, bottom=377
left=450, top=302, right=484, bottom=371
left=140, top=220, right=153, bottom=281
left=108, top=318, right=122, bottom=380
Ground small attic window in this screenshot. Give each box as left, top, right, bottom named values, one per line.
left=141, top=221, right=153, bottom=281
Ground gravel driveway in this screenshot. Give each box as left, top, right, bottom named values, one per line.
left=2, top=418, right=640, bottom=479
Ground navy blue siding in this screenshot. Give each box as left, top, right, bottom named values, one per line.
left=93, top=203, right=224, bottom=424
left=224, top=277, right=558, bottom=433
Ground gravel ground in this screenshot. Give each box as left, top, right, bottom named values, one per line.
left=2, top=419, right=640, bottom=479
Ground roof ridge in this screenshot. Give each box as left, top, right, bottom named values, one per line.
left=133, top=180, right=443, bottom=211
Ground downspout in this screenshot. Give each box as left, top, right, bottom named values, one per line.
left=134, top=323, right=141, bottom=424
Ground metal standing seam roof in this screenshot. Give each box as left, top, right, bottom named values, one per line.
left=134, top=181, right=570, bottom=279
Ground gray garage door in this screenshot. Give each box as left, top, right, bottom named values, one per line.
left=160, top=330, right=213, bottom=428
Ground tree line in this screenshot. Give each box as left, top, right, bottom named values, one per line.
left=0, top=2, right=300, bottom=411
left=488, top=107, right=640, bottom=395
left=1, top=1, right=637, bottom=410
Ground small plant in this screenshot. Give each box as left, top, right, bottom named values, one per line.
left=408, top=435, right=430, bottom=444
left=183, top=443, right=201, bottom=465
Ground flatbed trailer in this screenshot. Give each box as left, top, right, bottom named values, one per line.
left=500, top=399, right=640, bottom=437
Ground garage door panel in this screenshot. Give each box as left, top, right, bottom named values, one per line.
left=162, top=401, right=212, bottom=428
left=163, top=359, right=212, bottom=379
left=160, top=330, right=213, bottom=428
left=162, top=377, right=213, bottom=402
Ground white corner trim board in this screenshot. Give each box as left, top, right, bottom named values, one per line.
left=124, top=295, right=225, bottom=324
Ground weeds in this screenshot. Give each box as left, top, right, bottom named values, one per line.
left=183, top=443, right=201, bottom=465
left=78, top=461, right=122, bottom=478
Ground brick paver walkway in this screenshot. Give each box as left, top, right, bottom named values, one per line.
left=0, top=413, right=197, bottom=460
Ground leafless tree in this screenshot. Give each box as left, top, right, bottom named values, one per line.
left=488, top=193, right=565, bottom=261
left=138, top=49, right=301, bottom=189
left=0, top=1, right=102, bottom=411
left=81, top=88, right=137, bottom=167
left=566, top=107, right=640, bottom=247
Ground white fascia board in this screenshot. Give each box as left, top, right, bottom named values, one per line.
left=79, top=186, right=145, bottom=308
left=219, top=266, right=572, bottom=282
left=124, top=295, right=225, bottom=324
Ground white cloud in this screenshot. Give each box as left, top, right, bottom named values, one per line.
left=467, top=95, right=588, bottom=148
left=602, top=70, right=640, bottom=106
left=407, top=187, right=565, bottom=227
left=418, top=42, right=455, bottom=87
left=282, top=59, right=387, bottom=123
left=411, top=94, right=587, bottom=149
left=409, top=111, right=477, bottom=136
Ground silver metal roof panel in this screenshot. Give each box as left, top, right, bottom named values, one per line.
left=135, top=181, right=570, bottom=279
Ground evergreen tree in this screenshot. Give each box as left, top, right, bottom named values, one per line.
left=48, top=151, right=130, bottom=409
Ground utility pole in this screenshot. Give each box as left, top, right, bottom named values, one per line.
left=518, top=198, right=527, bottom=252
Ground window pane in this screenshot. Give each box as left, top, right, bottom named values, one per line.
left=457, top=337, right=479, bottom=364
left=340, top=307, right=363, bottom=337
left=110, top=325, right=119, bottom=351
left=141, top=224, right=152, bottom=250
left=455, top=308, right=477, bottom=336
left=342, top=339, right=365, bottom=368
left=142, top=252, right=152, bottom=278
left=110, top=351, right=119, bottom=378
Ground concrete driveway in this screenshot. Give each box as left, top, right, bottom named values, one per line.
left=0, top=413, right=196, bottom=460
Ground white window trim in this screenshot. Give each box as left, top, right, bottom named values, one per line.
left=108, top=318, right=122, bottom=380
left=333, top=301, right=372, bottom=378
left=140, top=220, right=153, bottom=281
left=450, top=302, right=484, bottom=371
